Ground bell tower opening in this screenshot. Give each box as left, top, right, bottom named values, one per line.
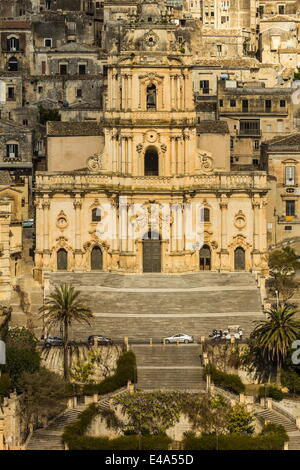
left=147, top=84, right=156, bottom=109
left=144, top=147, right=159, bottom=176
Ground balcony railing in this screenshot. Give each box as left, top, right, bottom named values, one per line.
left=35, top=172, right=268, bottom=192
left=238, top=129, right=262, bottom=136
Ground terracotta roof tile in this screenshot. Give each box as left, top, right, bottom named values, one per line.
left=0, top=21, right=31, bottom=29
left=47, top=121, right=103, bottom=136
left=197, top=120, right=229, bottom=134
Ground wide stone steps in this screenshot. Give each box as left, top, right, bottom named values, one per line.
left=50, top=272, right=258, bottom=289
left=131, top=344, right=205, bottom=391
left=255, top=409, right=298, bottom=432
left=48, top=272, right=263, bottom=343
left=133, top=344, right=202, bottom=366
left=135, top=368, right=205, bottom=391
left=288, top=436, right=300, bottom=450
left=26, top=408, right=83, bottom=451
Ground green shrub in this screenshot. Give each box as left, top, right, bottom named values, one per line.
left=0, top=373, right=12, bottom=397
left=281, top=370, right=300, bottom=395
left=4, top=347, right=40, bottom=388
left=82, top=351, right=136, bottom=396
left=63, top=400, right=171, bottom=450
left=261, top=423, right=288, bottom=440
left=65, top=433, right=171, bottom=450
left=183, top=430, right=287, bottom=450
left=258, top=386, right=284, bottom=401
left=205, top=364, right=245, bottom=395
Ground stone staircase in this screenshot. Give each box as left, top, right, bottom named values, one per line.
left=255, top=407, right=300, bottom=450
left=26, top=408, right=83, bottom=451
left=131, top=344, right=206, bottom=391
left=49, top=272, right=263, bottom=343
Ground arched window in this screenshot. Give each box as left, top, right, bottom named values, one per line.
left=7, top=37, right=19, bottom=52
left=144, top=147, right=159, bottom=176
left=92, top=207, right=101, bottom=222
left=200, top=207, right=210, bottom=222
left=8, top=57, right=18, bottom=72
left=146, top=84, right=156, bottom=109
left=57, top=249, right=68, bottom=271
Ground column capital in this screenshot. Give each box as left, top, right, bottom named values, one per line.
left=42, top=200, right=50, bottom=210
left=73, top=199, right=82, bottom=210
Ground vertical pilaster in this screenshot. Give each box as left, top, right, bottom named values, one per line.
left=219, top=197, right=230, bottom=271
left=42, top=197, right=50, bottom=267
left=74, top=197, right=82, bottom=270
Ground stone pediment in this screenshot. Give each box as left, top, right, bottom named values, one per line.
left=0, top=186, right=22, bottom=194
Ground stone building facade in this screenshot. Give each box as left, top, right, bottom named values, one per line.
left=34, top=1, right=269, bottom=281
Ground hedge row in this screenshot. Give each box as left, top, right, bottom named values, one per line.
left=205, top=364, right=245, bottom=395
left=82, top=350, right=136, bottom=396
left=65, top=433, right=171, bottom=450
left=183, top=427, right=288, bottom=450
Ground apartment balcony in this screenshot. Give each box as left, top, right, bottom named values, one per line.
left=237, top=129, right=262, bottom=137
left=278, top=215, right=300, bottom=224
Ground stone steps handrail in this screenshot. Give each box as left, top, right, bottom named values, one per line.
left=272, top=402, right=297, bottom=425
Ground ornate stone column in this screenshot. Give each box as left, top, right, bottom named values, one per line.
left=121, top=74, right=126, bottom=110
left=252, top=196, right=261, bottom=271
left=127, top=74, right=132, bottom=110
left=42, top=197, right=51, bottom=268
left=219, top=197, right=230, bottom=271
left=170, top=136, right=176, bottom=175
left=176, top=75, right=181, bottom=111
left=127, top=136, right=133, bottom=175
left=170, top=75, right=176, bottom=110
left=112, top=71, right=117, bottom=109
left=252, top=198, right=260, bottom=253
left=74, top=197, right=82, bottom=271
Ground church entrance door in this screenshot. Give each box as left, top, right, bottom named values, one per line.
left=200, top=245, right=211, bottom=270
left=142, top=234, right=161, bottom=272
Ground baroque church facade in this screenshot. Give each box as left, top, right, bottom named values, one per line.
left=34, top=0, right=269, bottom=282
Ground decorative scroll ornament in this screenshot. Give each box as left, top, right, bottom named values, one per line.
left=136, top=143, right=143, bottom=153
left=234, top=210, right=246, bottom=230
left=87, top=153, right=103, bottom=172
left=56, top=210, right=68, bottom=230
left=199, top=152, right=214, bottom=173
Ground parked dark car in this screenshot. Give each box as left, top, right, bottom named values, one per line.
left=43, top=336, right=64, bottom=348
left=88, top=335, right=113, bottom=346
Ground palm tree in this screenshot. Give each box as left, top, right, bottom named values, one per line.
left=40, top=283, right=93, bottom=380
left=250, top=304, right=300, bottom=386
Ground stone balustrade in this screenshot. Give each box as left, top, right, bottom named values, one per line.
left=35, top=172, right=268, bottom=192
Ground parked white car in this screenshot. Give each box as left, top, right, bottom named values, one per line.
left=163, top=333, right=194, bottom=344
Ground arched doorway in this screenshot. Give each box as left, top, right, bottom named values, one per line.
left=57, top=248, right=67, bottom=271
left=142, top=231, right=161, bottom=272
left=234, top=247, right=245, bottom=271
left=91, top=246, right=103, bottom=271
left=144, top=147, right=159, bottom=176
left=200, top=244, right=211, bottom=270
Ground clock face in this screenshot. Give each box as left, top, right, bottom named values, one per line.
left=144, top=31, right=159, bottom=48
